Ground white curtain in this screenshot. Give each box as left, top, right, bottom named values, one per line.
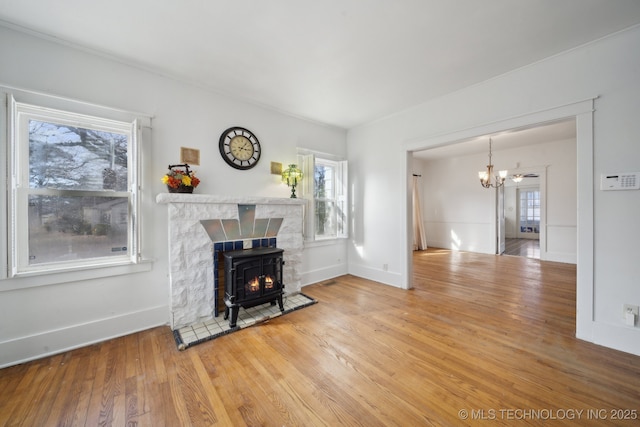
left=412, top=175, right=428, bottom=250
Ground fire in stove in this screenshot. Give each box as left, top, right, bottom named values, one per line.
left=247, top=277, right=260, bottom=293
left=245, top=275, right=275, bottom=293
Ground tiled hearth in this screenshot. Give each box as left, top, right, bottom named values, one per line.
left=174, top=293, right=316, bottom=350
left=156, top=194, right=305, bottom=329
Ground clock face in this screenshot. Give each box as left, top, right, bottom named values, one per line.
left=219, top=127, right=261, bottom=170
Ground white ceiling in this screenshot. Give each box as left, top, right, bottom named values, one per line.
left=1, top=1, right=640, bottom=129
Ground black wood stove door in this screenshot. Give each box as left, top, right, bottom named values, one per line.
left=261, top=254, right=283, bottom=293
left=231, top=254, right=283, bottom=302
left=223, top=247, right=285, bottom=327
left=234, top=257, right=262, bottom=302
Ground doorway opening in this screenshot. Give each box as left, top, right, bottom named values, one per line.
left=501, top=168, right=545, bottom=259
left=503, top=184, right=540, bottom=258
left=411, top=119, right=574, bottom=262
left=404, top=97, right=594, bottom=343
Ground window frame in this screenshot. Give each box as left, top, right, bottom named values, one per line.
left=518, top=188, right=541, bottom=234
left=298, top=151, right=348, bottom=242
left=3, top=89, right=149, bottom=280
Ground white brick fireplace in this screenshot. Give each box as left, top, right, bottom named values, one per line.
left=156, top=194, right=305, bottom=329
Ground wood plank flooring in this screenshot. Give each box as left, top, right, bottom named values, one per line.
left=504, top=238, right=540, bottom=258
left=1, top=248, right=639, bottom=426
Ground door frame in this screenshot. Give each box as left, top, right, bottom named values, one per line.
left=503, top=165, right=548, bottom=258
left=497, top=185, right=505, bottom=254
left=516, top=185, right=541, bottom=240
left=403, top=98, right=595, bottom=341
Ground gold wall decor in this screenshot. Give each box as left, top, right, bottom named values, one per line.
left=271, top=162, right=283, bottom=175
left=180, top=147, right=200, bottom=165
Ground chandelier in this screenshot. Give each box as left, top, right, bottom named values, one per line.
left=511, top=174, right=524, bottom=183
left=478, top=138, right=507, bottom=189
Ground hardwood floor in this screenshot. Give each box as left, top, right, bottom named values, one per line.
left=504, top=238, right=540, bottom=259
left=1, top=248, right=639, bottom=426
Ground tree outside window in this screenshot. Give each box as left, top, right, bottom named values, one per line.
left=299, top=153, right=347, bottom=241
left=314, top=161, right=336, bottom=237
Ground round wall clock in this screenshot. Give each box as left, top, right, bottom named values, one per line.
left=218, top=126, right=261, bottom=170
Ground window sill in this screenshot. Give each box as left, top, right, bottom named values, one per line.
left=0, top=259, right=154, bottom=292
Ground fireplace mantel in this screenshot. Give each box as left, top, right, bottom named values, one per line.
left=156, top=193, right=306, bottom=206
left=156, top=193, right=305, bottom=328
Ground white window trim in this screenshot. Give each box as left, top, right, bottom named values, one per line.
left=297, top=149, right=348, bottom=242
left=1, top=86, right=152, bottom=282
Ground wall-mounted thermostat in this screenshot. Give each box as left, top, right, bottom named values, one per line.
left=601, top=172, right=640, bottom=191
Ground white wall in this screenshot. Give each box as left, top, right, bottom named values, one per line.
left=301, top=240, right=348, bottom=286
left=0, top=25, right=347, bottom=367
left=418, top=138, right=577, bottom=263
left=417, top=152, right=498, bottom=254
left=347, top=25, right=640, bottom=356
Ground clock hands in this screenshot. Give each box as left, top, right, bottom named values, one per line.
left=229, top=137, right=254, bottom=160
left=237, top=140, right=251, bottom=152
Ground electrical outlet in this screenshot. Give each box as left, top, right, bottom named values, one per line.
left=623, top=304, right=639, bottom=317
left=623, top=304, right=638, bottom=327
left=383, top=263, right=389, bottom=272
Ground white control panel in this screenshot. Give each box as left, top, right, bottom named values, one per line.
left=601, top=172, right=640, bottom=191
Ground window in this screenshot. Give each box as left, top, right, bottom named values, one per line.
left=519, top=189, right=540, bottom=233
left=299, top=153, right=347, bottom=241
left=8, top=96, right=141, bottom=276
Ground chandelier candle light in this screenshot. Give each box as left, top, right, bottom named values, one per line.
left=479, top=138, right=507, bottom=189
left=511, top=174, right=524, bottom=183
left=282, top=164, right=303, bottom=198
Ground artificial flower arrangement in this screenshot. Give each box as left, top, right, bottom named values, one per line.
left=162, top=163, right=200, bottom=192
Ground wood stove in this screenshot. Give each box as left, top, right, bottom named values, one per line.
left=223, top=247, right=285, bottom=327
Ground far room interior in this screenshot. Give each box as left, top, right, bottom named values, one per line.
left=412, top=118, right=577, bottom=263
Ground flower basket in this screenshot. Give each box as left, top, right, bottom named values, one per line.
left=162, top=163, right=200, bottom=193
left=167, top=184, right=194, bottom=193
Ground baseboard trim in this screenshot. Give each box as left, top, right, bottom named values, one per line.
left=347, top=263, right=403, bottom=288
left=544, top=251, right=577, bottom=264
left=301, top=264, right=348, bottom=287
left=591, top=321, right=640, bottom=357
left=0, top=305, right=168, bottom=369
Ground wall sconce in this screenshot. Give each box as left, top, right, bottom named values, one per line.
left=478, top=138, right=507, bottom=188
left=282, top=164, right=303, bottom=198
